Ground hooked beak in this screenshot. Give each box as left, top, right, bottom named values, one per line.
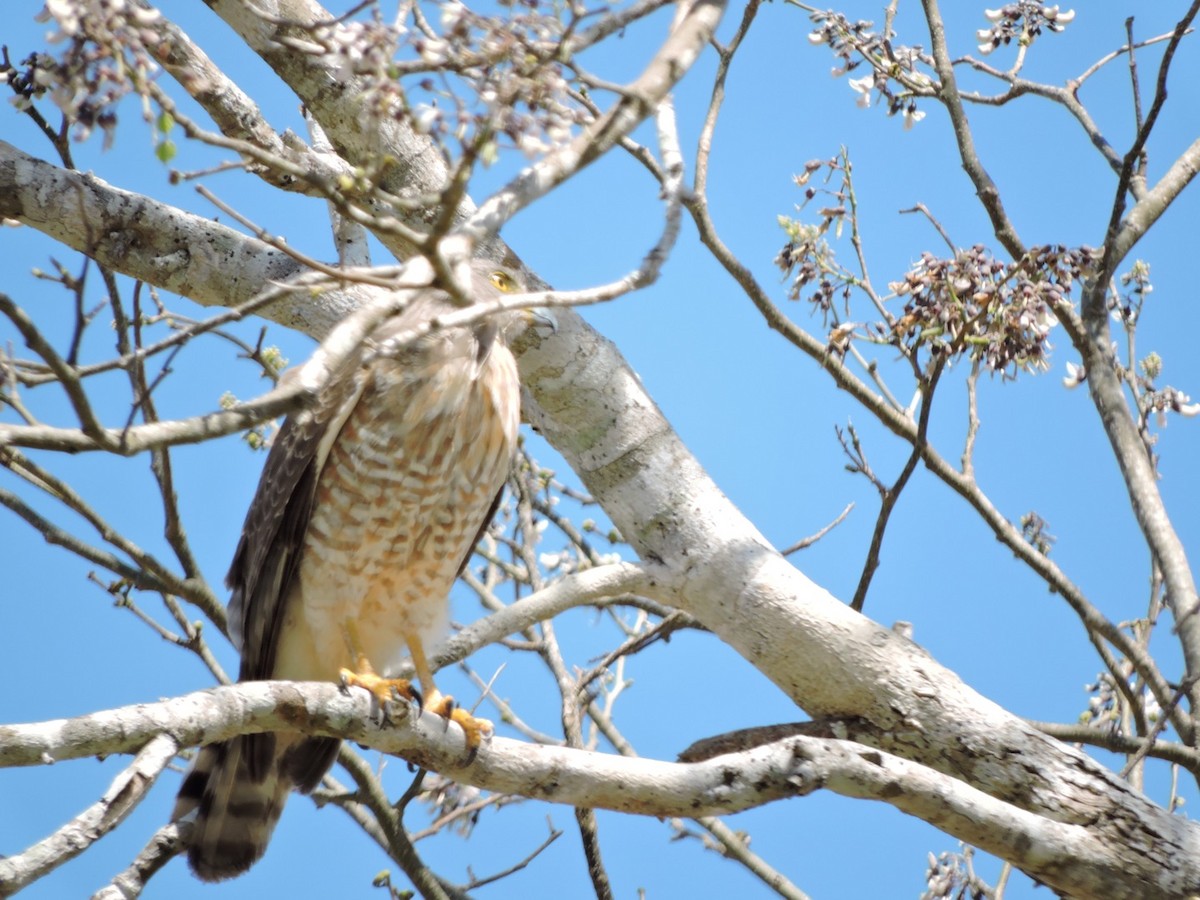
left=523, top=306, right=558, bottom=334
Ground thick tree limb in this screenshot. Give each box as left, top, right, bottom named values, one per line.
left=0, top=683, right=1183, bottom=900
left=0, top=682, right=803, bottom=819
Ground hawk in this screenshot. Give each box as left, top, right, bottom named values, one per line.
left=173, top=259, right=531, bottom=881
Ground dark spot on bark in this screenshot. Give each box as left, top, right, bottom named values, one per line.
left=879, top=780, right=904, bottom=800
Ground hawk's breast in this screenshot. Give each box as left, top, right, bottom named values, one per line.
left=272, top=333, right=520, bottom=681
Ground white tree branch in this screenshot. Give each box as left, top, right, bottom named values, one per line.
left=1113, top=135, right=1200, bottom=264
left=437, top=561, right=675, bottom=672
left=89, top=822, right=188, bottom=900
left=0, top=682, right=798, bottom=820
left=0, top=683, right=1180, bottom=899
left=0, top=734, right=178, bottom=895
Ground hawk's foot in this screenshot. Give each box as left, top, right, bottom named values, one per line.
left=425, top=690, right=493, bottom=763
left=339, top=669, right=421, bottom=725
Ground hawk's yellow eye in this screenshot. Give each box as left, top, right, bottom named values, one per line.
left=489, top=270, right=516, bottom=293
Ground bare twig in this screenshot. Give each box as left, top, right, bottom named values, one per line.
left=779, top=503, right=854, bottom=556
left=899, top=203, right=955, bottom=253
left=460, top=821, right=562, bottom=890
left=460, top=0, right=724, bottom=245
left=333, top=749, right=461, bottom=900
left=850, top=360, right=944, bottom=612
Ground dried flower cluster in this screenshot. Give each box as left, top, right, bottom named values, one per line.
left=16, top=0, right=586, bottom=165
left=883, top=244, right=1098, bottom=377
left=921, top=846, right=993, bottom=900
left=1084, top=673, right=1118, bottom=728
left=421, top=773, right=487, bottom=837
left=12, top=0, right=163, bottom=146
left=1141, top=385, right=1200, bottom=425
left=1102, top=261, right=1200, bottom=426
left=1020, top=511, right=1055, bottom=556
left=805, top=9, right=934, bottom=129
left=318, top=0, right=586, bottom=162
left=1080, top=671, right=1162, bottom=732
left=775, top=215, right=847, bottom=320
left=975, top=3, right=1076, bottom=56
left=1111, top=258, right=1152, bottom=328
left=774, top=155, right=861, bottom=321
left=432, top=0, right=585, bottom=158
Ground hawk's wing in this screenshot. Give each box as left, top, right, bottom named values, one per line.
left=226, top=351, right=370, bottom=681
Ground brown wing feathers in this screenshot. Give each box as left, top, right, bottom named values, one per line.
left=174, top=344, right=369, bottom=880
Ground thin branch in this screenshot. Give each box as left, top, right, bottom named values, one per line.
left=1125, top=18, right=1145, bottom=139
left=514, top=465, right=613, bottom=900
left=0, top=735, right=178, bottom=895
left=0, top=263, right=489, bottom=453
left=1030, top=720, right=1200, bottom=774
left=779, top=502, right=854, bottom=556
left=850, top=360, right=943, bottom=612
left=954, top=28, right=1190, bottom=186
left=695, top=0, right=762, bottom=197
left=1120, top=681, right=1192, bottom=779
left=961, top=363, right=981, bottom=479
left=919, top=0, right=1024, bottom=258
left=686, top=816, right=812, bottom=900
left=1111, top=136, right=1200, bottom=265
left=1096, top=4, right=1200, bottom=292
left=460, top=0, right=723, bottom=246
left=0, top=484, right=176, bottom=597
left=0, top=293, right=113, bottom=449
left=89, top=822, right=189, bottom=900
left=460, top=822, right=562, bottom=890
left=333, top=749, right=460, bottom=900
left=575, top=611, right=693, bottom=697
left=437, top=562, right=675, bottom=673
left=1, top=447, right=219, bottom=618
left=899, top=203, right=956, bottom=253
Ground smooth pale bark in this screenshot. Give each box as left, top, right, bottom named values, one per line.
left=0, top=681, right=1187, bottom=900
left=3, top=1, right=1199, bottom=895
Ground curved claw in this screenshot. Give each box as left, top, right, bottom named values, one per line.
left=339, top=668, right=419, bottom=725
left=425, top=690, right=493, bottom=763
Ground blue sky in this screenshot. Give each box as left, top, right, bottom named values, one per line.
left=3, top=2, right=1199, bottom=897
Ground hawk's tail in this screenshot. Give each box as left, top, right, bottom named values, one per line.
left=172, top=734, right=341, bottom=881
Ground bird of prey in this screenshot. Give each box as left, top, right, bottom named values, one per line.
left=172, top=259, right=531, bottom=881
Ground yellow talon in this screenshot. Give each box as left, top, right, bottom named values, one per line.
left=339, top=621, right=491, bottom=761
left=424, top=689, right=493, bottom=762
left=339, top=668, right=421, bottom=725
